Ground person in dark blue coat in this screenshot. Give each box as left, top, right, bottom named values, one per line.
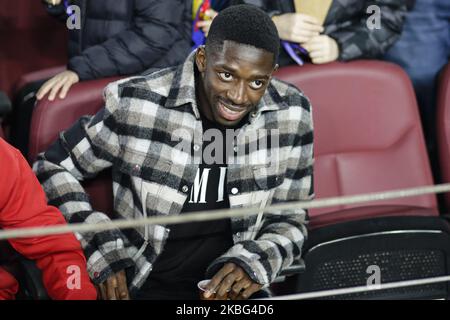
left=37, top=0, right=192, bottom=100
left=10, top=0, right=191, bottom=156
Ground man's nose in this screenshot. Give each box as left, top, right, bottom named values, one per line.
left=227, top=81, right=248, bottom=106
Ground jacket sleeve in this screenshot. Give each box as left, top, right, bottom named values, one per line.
left=0, top=267, right=19, bottom=300
left=328, top=0, right=408, bottom=61
left=206, top=88, right=313, bottom=285
left=32, top=81, right=135, bottom=285
left=68, top=0, right=187, bottom=80
left=0, top=140, right=97, bottom=300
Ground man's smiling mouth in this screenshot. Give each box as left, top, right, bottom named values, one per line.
left=217, top=100, right=247, bottom=121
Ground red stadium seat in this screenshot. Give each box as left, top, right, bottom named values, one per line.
left=275, top=61, right=438, bottom=228
left=437, top=63, right=450, bottom=210
left=29, top=77, right=121, bottom=216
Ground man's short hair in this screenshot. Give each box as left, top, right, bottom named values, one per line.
left=206, top=4, right=280, bottom=62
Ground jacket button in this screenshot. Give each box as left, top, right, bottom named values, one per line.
left=193, top=144, right=200, bottom=151
left=233, top=146, right=238, bottom=153
left=182, top=185, right=189, bottom=193
left=231, top=187, right=239, bottom=195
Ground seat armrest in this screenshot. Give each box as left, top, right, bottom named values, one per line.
left=17, top=258, right=49, bottom=300
left=0, top=92, right=12, bottom=117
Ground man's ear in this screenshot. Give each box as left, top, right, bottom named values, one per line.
left=269, top=64, right=279, bottom=81
left=195, top=46, right=207, bottom=73
left=273, top=63, right=279, bottom=74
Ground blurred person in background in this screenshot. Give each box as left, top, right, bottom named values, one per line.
left=0, top=138, right=97, bottom=300
left=231, top=0, right=409, bottom=66
left=384, top=0, right=450, bottom=166
left=10, top=0, right=191, bottom=157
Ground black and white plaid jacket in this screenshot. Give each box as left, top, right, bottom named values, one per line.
left=34, top=51, right=314, bottom=295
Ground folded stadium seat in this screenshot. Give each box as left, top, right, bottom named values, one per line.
left=272, top=62, right=450, bottom=299
left=437, top=63, right=450, bottom=211
left=29, top=77, right=121, bottom=216
left=275, top=61, right=438, bottom=229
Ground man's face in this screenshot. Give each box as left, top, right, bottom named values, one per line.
left=196, top=41, right=278, bottom=127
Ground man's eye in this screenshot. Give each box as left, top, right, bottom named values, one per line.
left=218, top=72, right=233, bottom=81
left=250, top=80, right=264, bottom=90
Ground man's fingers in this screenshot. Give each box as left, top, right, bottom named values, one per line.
left=296, top=13, right=321, bottom=25
left=216, top=272, right=239, bottom=298
left=231, top=278, right=251, bottom=296
left=106, top=275, right=118, bottom=300
left=311, top=56, right=330, bottom=64
left=239, top=283, right=262, bottom=300
left=205, top=263, right=236, bottom=297
left=36, top=78, right=57, bottom=100
left=308, top=49, right=325, bottom=59
left=116, top=271, right=130, bottom=300
left=228, top=278, right=252, bottom=300
left=296, top=22, right=324, bottom=33
left=48, top=78, right=66, bottom=101
left=98, top=283, right=107, bottom=300
left=58, top=80, right=74, bottom=99
left=291, top=30, right=321, bottom=44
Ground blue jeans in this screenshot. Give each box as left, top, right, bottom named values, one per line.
left=384, top=0, right=450, bottom=147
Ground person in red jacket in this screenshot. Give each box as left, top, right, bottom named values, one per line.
left=0, top=138, right=97, bottom=300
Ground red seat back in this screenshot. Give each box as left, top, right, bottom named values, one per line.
left=0, top=0, right=67, bottom=98
left=437, top=63, right=450, bottom=209
left=275, top=61, right=438, bottom=227
left=30, top=77, right=121, bottom=216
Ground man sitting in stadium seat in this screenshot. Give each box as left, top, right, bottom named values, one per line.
left=0, top=138, right=97, bottom=300
left=34, top=5, right=314, bottom=300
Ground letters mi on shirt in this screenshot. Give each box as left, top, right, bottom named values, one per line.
left=140, top=114, right=261, bottom=299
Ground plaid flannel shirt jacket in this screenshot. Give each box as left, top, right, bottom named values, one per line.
left=33, top=51, right=314, bottom=295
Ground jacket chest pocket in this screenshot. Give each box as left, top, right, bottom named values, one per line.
left=120, top=147, right=173, bottom=182
left=252, top=163, right=285, bottom=191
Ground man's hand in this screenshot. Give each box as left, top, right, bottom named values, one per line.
left=97, top=270, right=130, bottom=300
left=196, top=9, right=218, bottom=37
left=36, top=70, right=80, bottom=101
left=303, top=35, right=340, bottom=64
left=204, top=263, right=263, bottom=300
left=272, top=13, right=324, bottom=44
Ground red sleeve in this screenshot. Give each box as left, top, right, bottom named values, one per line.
left=0, top=139, right=97, bottom=300
left=0, top=267, right=19, bottom=300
